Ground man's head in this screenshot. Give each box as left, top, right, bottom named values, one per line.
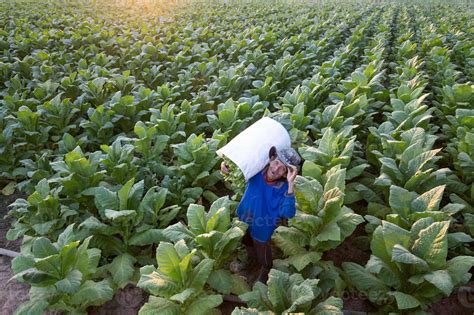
left=266, top=146, right=301, bottom=181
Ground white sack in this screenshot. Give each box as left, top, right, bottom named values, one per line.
left=216, top=117, right=291, bottom=181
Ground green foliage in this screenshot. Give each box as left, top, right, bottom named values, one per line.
left=7, top=179, right=77, bottom=241
left=11, top=226, right=113, bottom=315
left=80, top=178, right=176, bottom=262
left=100, top=139, right=138, bottom=185
left=299, top=127, right=364, bottom=176
left=164, top=197, right=244, bottom=270
left=221, top=156, right=246, bottom=198
left=365, top=184, right=460, bottom=229
left=237, top=269, right=343, bottom=314
left=137, top=241, right=222, bottom=315
left=368, top=128, right=451, bottom=194
left=50, top=146, right=104, bottom=197
left=162, top=133, right=223, bottom=205
left=207, top=98, right=266, bottom=139
left=343, top=219, right=474, bottom=312
left=273, top=167, right=364, bottom=271
left=444, top=109, right=474, bottom=190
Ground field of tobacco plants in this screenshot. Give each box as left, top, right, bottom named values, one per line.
left=0, top=0, right=473, bottom=314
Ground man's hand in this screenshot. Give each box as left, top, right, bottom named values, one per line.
left=220, top=161, right=230, bottom=175
left=287, top=165, right=297, bottom=194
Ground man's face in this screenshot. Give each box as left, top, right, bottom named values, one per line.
left=267, top=157, right=288, bottom=180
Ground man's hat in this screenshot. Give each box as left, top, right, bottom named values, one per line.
left=269, top=146, right=301, bottom=168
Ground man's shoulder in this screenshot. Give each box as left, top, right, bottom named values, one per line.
left=249, top=170, right=263, bottom=183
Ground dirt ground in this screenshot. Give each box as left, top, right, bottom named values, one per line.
left=0, top=191, right=24, bottom=251
left=0, top=255, right=30, bottom=315
left=0, top=191, right=29, bottom=315
left=428, top=280, right=474, bottom=315
left=322, top=223, right=371, bottom=268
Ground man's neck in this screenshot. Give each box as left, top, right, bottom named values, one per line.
left=263, top=171, right=277, bottom=184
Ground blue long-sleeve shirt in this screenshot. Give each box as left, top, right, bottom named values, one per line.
left=236, top=168, right=296, bottom=243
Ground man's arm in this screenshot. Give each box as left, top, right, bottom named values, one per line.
left=279, top=192, right=296, bottom=219
left=279, top=164, right=297, bottom=219
left=288, top=181, right=294, bottom=194
left=286, top=165, right=297, bottom=195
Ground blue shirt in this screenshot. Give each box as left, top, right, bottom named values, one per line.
left=236, top=168, right=296, bottom=243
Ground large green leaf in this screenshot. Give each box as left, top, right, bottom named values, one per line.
left=79, top=216, right=118, bottom=235
left=32, top=237, right=57, bottom=258
left=185, top=294, right=223, bottom=315
left=412, top=221, right=449, bottom=269
left=187, top=204, right=207, bottom=234
left=206, top=207, right=230, bottom=232
left=137, top=269, right=178, bottom=297
left=302, top=161, right=323, bottom=181
left=108, top=253, right=136, bottom=288
left=446, top=256, right=474, bottom=284
left=118, top=178, right=135, bottom=210
left=178, top=249, right=196, bottom=284
left=324, top=167, right=346, bottom=193
left=295, top=175, right=323, bottom=212
left=57, top=224, right=77, bottom=249
left=230, top=273, right=250, bottom=295
left=287, top=252, right=321, bottom=272
left=70, top=280, right=113, bottom=306
left=156, top=242, right=182, bottom=283
left=34, top=254, right=61, bottom=278
left=208, top=196, right=234, bottom=217
left=410, top=185, right=445, bottom=212
left=140, top=186, right=168, bottom=216
left=169, top=288, right=196, bottom=303
left=407, top=149, right=441, bottom=175
left=381, top=221, right=411, bottom=257
left=138, top=296, right=180, bottom=315
left=240, top=281, right=272, bottom=310
left=129, top=180, right=145, bottom=210
left=91, top=187, right=119, bottom=211
left=195, top=231, right=221, bottom=257
left=55, top=269, right=82, bottom=294
left=273, top=226, right=308, bottom=256
left=389, top=185, right=417, bottom=216
left=317, top=221, right=341, bottom=241
left=129, top=229, right=165, bottom=246
left=287, top=279, right=318, bottom=313
left=214, top=226, right=245, bottom=267
left=338, top=211, right=364, bottom=237
left=13, top=300, right=48, bottom=315
left=163, top=222, right=195, bottom=243
left=424, top=270, right=453, bottom=296
left=391, top=244, right=429, bottom=269
left=342, top=262, right=388, bottom=292
left=207, top=269, right=233, bottom=294
left=11, top=255, right=35, bottom=274
left=188, top=258, right=214, bottom=290
left=390, top=291, right=420, bottom=309
left=409, top=217, right=433, bottom=244
left=267, top=269, right=291, bottom=311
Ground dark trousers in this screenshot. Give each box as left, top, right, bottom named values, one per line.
left=242, top=229, right=272, bottom=269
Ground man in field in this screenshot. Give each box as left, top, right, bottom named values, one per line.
left=221, top=146, right=300, bottom=283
